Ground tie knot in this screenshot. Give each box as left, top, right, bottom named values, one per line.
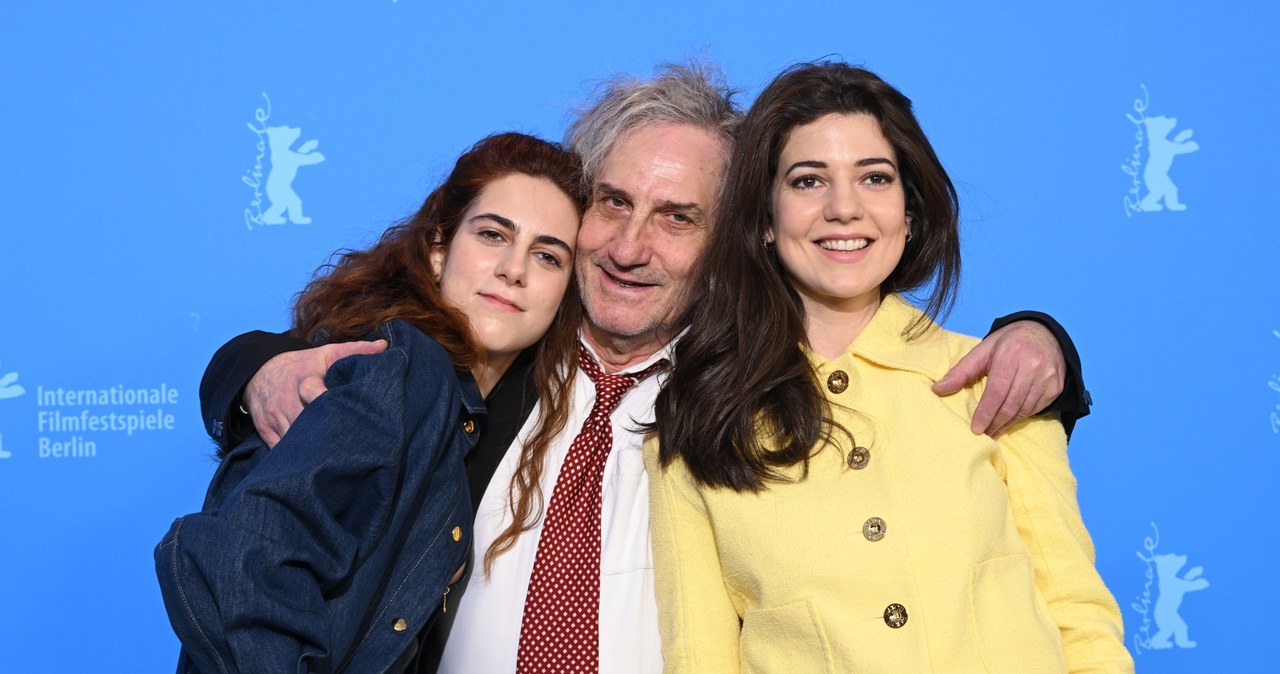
left=576, top=341, right=666, bottom=414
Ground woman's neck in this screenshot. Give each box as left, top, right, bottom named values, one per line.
left=472, top=351, right=518, bottom=398
left=803, top=293, right=882, bottom=361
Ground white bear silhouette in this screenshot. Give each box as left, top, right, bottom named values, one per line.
left=1146, top=552, right=1208, bottom=649
left=1139, top=116, right=1198, bottom=212
left=262, top=125, right=325, bottom=225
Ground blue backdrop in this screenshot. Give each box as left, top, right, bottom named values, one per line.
left=2, top=2, right=1276, bottom=671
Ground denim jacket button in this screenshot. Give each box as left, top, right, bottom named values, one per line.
left=392, top=618, right=409, bottom=632
left=451, top=526, right=462, bottom=542
left=463, top=419, right=476, bottom=434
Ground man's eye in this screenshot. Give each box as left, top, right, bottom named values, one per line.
left=478, top=229, right=505, bottom=242
left=605, top=196, right=627, bottom=209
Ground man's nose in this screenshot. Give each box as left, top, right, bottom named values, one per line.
left=605, top=215, right=654, bottom=268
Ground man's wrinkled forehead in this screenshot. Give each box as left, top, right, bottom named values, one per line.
left=594, top=121, right=730, bottom=206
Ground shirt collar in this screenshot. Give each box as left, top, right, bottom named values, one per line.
left=454, top=368, right=487, bottom=416
left=807, top=294, right=955, bottom=381
left=577, top=328, right=680, bottom=377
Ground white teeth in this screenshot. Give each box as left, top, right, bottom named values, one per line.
left=819, top=238, right=870, bottom=251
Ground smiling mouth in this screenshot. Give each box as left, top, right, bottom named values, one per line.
left=603, top=269, right=656, bottom=289
left=818, top=238, right=871, bottom=251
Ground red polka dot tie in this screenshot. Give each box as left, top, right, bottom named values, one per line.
left=516, top=342, right=666, bottom=673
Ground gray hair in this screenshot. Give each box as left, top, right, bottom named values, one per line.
left=566, top=62, right=742, bottom=188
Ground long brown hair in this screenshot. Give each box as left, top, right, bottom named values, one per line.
left=291, top=133, right=587, bottom=557
left=654, top=62, right=962, bottom=491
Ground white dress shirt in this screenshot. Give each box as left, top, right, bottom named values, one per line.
left=438, top=338, right=672, bottom=674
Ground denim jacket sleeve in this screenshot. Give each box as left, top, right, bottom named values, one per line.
left=156, top=320, right=482, bottom=674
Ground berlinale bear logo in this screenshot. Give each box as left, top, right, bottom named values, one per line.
left=261, top=125, right=325, bottom=225
left=1132, top=523, right=1209, bottom=655
left=243, top=93, right=326, bottom=229
left=1121, top=85, right=1199, bottom=216
left=1149, top=553, right=1209, bottom=650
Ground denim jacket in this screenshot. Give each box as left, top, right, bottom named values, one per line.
left=156, top=320, right=483, bottom=674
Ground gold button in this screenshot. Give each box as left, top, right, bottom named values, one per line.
left=452, top=526, right=462, bottom=542
left=863, top=516, right=886, bottom=541
left=463, top=419, right=475, bottom=434
left=827, top=370, right=849, bottom=394
left=847, top=446, right=870, bottom=470
left=883, top=603, right=908, bottom=628
left=392, top=618, right=408, bottom=632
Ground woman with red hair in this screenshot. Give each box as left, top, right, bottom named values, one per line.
left=157, top=132, right=585, bottom=674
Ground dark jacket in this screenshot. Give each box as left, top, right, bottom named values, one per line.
left=157, top=320, right=483, bottom=674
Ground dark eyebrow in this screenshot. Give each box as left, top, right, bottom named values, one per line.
left=471, top=213, right=516, bottom=231
left=534, top=234, right=574, bottom=255
left=783, top=157, right=898, bottom=175
left=470, top=213, right=573, bottom=256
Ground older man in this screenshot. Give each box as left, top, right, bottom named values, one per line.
left=199, top=65, right=1087, bottom=673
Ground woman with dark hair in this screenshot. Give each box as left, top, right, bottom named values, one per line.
left=156, top=132, right=585, bottom=674
left=648, top=63, right=1132, bottom=671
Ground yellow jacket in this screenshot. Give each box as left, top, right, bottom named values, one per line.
left=646, top=295, right=1132, bottom=673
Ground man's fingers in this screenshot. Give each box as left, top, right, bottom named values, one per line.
left=322, top=339, right=387, bottom=366
left=242, top=340, right=387, bottom=449
left=302, top=340, right=384, bottom=404
left=259, top=426, right=283, bottom=450
left=995, top=382, right=1052, bottom=438
left=969, top=361, right=1012, bottom=434
left=983, top=365, right=1035, bottom=436
left=254, top=407, right=293, bottom=449
left=1030, top=381, right=1058, bottom=423
left=934, top=342, right=993, bottom=396
left=988, top=377, right=1041, bottom=438
left=257, top=398, right=303, bottom=447
left=298, top=376, right=328, bottom=406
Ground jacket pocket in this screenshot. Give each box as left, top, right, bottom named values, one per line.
left=970, top=554, right=1067, bottom=673
left=740, top=598, right=835, bottom=674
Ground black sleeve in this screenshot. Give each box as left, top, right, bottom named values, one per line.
left=988, top=311, right=1090, bottom=439
left=199, top=330, right=311, bottom=451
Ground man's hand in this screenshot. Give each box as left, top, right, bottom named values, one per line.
left=932, top=321, right=1065, bottom=437
left=243, top=340, right=387, bottom=448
